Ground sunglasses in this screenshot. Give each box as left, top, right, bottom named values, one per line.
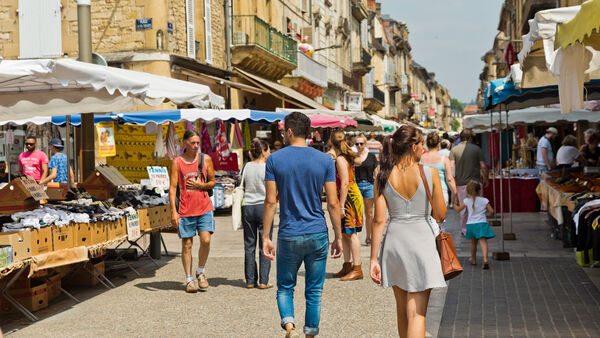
left=25, top=142, right=35, bottom=146
left=355, top=142, right=365, bottom=146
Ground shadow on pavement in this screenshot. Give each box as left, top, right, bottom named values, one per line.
left=134, top=280, right=183, bottom=291
left=207, top=277, right=246, bottom=288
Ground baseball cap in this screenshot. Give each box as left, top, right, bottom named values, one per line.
left=546, top=127, right=558, bottom=135
left=49, top=138, right=64, bottom=148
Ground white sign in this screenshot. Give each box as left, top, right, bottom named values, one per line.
left=345, top=92, right=363, bottom=112
left=146, top=166, right=170, bottom=191
left=126, top=212, right=141, bottom=241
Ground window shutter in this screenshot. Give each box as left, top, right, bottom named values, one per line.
left=204, top=0, right=213, bottom=64
left=186, top=0, right=196, bottom=59
left=18, top=0, right=62, bottom=59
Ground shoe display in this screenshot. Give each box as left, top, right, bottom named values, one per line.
left=185, top=280, right=198, bottom=293
left=341, top=265, right=363, bottom=281
left=197, top=272, right=209, bottom=291
left=333, top=262, right=352, bottom=278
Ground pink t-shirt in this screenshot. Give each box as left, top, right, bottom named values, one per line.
left=18, top=150, right=48, bottom=182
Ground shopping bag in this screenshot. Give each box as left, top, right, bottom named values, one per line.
left=231, top=165, right=246, bottom=231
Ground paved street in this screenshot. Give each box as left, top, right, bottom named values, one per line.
left=2, top=210, right=600, bottom=337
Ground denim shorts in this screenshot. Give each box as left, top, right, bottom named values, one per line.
left=356, top=180, right=374, bottom=199
left=178, top=211, right=215, bottom=238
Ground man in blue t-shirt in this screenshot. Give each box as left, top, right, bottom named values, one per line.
left=39, top=138, right=74, bottom=186
left=263, top=112, right=342, bottom=338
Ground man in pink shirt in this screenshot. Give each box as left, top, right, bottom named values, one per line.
left=18, top=136, right=48, bottom=183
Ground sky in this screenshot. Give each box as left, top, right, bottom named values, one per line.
left=380, top=0, right=505, bottom=103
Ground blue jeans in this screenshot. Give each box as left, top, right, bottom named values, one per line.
left=277, top=231, right=328, bottom=336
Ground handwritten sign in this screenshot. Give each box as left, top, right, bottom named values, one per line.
left=127, top=212, right=141, bottom=241
left=146, top=166, right=170, bottom=190
left=20, top=177, right=48, bottom=200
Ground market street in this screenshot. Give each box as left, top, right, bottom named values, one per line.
left=2, top=209, right=599, bottom=337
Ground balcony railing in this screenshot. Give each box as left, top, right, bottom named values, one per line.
left=326, top=58, right=343, bottom=86
left=232, top=15, right=298, bottom=64
left=362, top=48, right=371, bottom=66
left=292, top=52, right=328, bottom=88
left=365, top=84, right=385, bottom=104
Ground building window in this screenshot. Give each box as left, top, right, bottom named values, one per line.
left=18, top=0, right=62, bottom=59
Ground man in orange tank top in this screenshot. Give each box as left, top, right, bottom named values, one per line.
left=169, top=130, right=216, bottom=293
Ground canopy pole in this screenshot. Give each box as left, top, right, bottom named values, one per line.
left=493, top=106, right=510, bottom=261
left=490, top=111, right=499, bottom=227
left=65, top=115, right=71, bottom=190
left=504, top=109, right=516, bottom=240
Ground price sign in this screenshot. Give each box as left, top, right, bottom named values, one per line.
left=127, top=211, right=141, bottom=241
left=146, top=166, right=170, bottom=191
left=20, top=177, right=48, bottom=200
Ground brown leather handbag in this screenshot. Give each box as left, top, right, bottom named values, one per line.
left=419, top=165, right=463, bottom=281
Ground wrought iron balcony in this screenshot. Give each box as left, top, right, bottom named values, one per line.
left=232, top=15, right=298, bottom=80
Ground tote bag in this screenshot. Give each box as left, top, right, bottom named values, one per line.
left=419, top=165, right=463, bottom=281
left=231, top=164, right=246, bottom=231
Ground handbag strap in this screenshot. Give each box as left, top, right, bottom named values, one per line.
left=239, top=162, right=248, bottom=188
left=419, top=164, right=442, bottom=230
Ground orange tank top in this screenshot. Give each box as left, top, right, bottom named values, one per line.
left=176, top=154, right=214, bottom=217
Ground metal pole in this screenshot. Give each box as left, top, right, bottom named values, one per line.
left=505, top=109, right=516, bottom=240
left=490, top=112, right=499, bottom=226
left=66, top=115, right=71, bottom=190
left=493, top=106, right=510, bottom=260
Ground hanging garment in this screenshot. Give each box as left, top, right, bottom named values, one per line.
left=243, top=121, right=252, bottom=151
left=200, top=122, right=213, bottom=155
left=166, top=122, right=181, bottom=160
left=233, top=120, right=244, bottom=149
left=215, top=120, right=231, bottom=156
left=186, top=120, right=196, bottom=132
left=154, top=125, right=168, bottom=159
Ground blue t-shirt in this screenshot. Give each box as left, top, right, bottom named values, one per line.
left=265, top=146, right=335, bottom=237
left=48, top=153, right=68, bottom=183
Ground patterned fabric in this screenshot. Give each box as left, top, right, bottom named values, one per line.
left=166, top=122, right=181, bottom=160
left=215, top=120, right=230, bottom=156
left=48, top=153, right=68, bottom=183
left=337, top=161, right=364, bottom=231
left=200, top=122, right=213, bottom=155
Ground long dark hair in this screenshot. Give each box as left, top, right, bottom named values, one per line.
left=250, top=138, right=269, bottom=159
left=375, top=125, right=423, bottom=195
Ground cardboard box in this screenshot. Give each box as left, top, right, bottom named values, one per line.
left=0, top=230, right=32, bottom=262
left=52, top=225, right=75, bottom=251
left=73, top=223, right=91, bottom=247
left=150, top=206, right=168, bottom=229
left=138, top=208, right=151, bottom=231
left=46, top=274, right=62, bottom=301
left=80, top=166, right=131, bottom=200
left=0, top=282, right=48, bottom=314
left=45, top=183, right=69, bottom=201
left=107, top=219, right=127, bottom=241
left=63, top=261, right=104, bottom=287
left=30, top=226, right=52, bottom=256
left=0, top=177, right=47, bottom=216
left=89, top=223, right=107, bottom=246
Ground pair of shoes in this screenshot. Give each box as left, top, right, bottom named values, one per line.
left=196, top=272, right=209, bottom=291
left=258, top=283, right=273, bottom=289
left=246, top=284, right=255, bottom=289
left=185, top=280, right=198, bottom=293
left=285, top=329, right=300, bottom=338
left=333, top=262, right=352, bottom=278
left=482, top=262, right=490, bottom=270
left=468, top=258, right=477, bottom=265
left=341, top=265, right=363, bottom=281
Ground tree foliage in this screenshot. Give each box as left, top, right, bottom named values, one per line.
left=450, top=98, right=464, bottom=112
left=451, top=118, right=461, bottom=132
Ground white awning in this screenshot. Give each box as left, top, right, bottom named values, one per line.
left=0, top=59, right=224, bottom=122
left=464, top=107, right=600, bottom=130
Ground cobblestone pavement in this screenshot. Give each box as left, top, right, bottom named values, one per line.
left=439, top=212, right=600, bottom=337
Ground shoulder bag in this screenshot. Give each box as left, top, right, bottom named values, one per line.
left=419, top=164, right=463, bottom=281
left=231, top=164, right=247, bottom=231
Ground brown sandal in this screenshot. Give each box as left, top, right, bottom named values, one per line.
left=258, top=283, right=273, bottom=289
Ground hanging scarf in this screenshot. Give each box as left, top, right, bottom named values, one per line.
left=232, top=120, right=245, bottom=149
left=215, top=120, right=231, bottom=156
left=166, top=122, right=181, bottom=160
left=154, top=125, right=168, bottom=159
left=186, top=120, right=196, bottom=132
left=243, top=121, right=252, bottom=151
left=200, top=122, right=213, bottom=155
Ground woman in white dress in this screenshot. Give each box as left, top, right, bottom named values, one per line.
left=369, top=125, right=447, bottom=338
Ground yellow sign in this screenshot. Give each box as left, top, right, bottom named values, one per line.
left=97, top=122, right=116, bottom=157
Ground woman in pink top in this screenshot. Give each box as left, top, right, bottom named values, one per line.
left=18, top=136, right=48, bottom=182
left=169, top=130, right=215, bottom=293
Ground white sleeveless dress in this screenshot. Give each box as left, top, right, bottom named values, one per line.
left=379, top=166, right=447, bottom=292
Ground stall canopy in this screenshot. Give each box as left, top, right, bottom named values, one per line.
left=368, top=114, right=402, bottom=132
left=0, top=109, right=288, bottom=126
left=275, top=108, right=368, bottom=121
left=464, top=107, right=600, bottom=130
left=308, top=115, right=357, bottom=128
left=0, top=59, right=225, bottom=122
left=555, top=0, right=600, bottom=50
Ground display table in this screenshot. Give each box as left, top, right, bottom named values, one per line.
left=483, top=177, right=540, bottom=213
left=536, top=179, right=574, bottom=224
